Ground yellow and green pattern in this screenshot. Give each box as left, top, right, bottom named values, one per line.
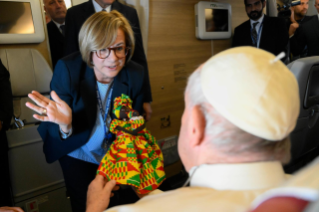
left=97, top=95, right=166, bottom=194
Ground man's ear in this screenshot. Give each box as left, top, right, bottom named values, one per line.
left=190, top=105, right=206, bottom=147
left=44, top=6, right=47, bottom=13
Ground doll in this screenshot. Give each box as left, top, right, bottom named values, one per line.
left=97, top=94, right=166, bottom=194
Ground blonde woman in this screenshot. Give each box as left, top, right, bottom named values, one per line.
left=26, top=11, right=145, bottom=212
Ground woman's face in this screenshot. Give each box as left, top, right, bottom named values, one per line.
left=92, top=28, right=126, bottom=84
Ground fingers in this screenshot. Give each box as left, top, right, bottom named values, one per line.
left=28, top=90, right=50, bottom=108
left=25, top=102, right=45, bottom=115
left=95, top=174, right=107, bottom=185
left=51, top=91, right=64, bottom=104
left=103, top=180, right=117, bottom=194
left=33, top=113, right=50, bottom=122
left=25, top=102, right=50, bottom=122
left=0, top=207, right=24, bottom=212
left=113, top=185, right=120, bottom=191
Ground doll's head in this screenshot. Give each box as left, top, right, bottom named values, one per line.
left=113, top=94, right=140, bottom=121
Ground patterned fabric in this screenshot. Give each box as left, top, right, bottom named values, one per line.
left=97, top=95, right=166, bottom=194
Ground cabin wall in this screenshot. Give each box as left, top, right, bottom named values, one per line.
left=146, top=0, right=247, bottom=140
left=0, top=0, right=52, bottom=69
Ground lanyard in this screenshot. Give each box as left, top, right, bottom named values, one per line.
left=96, top=81, right=114, bottom=149
left=251, top=22, right=263, bottom=48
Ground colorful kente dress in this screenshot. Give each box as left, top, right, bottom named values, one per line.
left=97, top=95, right=166, bottom=194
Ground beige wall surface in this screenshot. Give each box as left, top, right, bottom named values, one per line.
left=146, top=0, right=247, bottom=141
left=0, top=0, right=52, bottom=69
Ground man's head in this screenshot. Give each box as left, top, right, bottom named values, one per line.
left=43, top=0, right=67, bottom=24
left=178, top=47, right=300, bottom=172
left=245, top=0, right=266, bottom=21
left=315, top=0, right=319, bottom=13
left=292, top=0, right=309, bottom=19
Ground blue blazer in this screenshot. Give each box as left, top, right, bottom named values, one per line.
left=38, top=52, right=145, bottom=163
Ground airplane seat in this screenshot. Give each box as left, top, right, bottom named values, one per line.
left=284, top=56, right=319, bottom=174
left=0, top=49, right=72, bottom=211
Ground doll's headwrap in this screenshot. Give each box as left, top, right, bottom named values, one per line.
left=113, top=94, right=133, bottom=119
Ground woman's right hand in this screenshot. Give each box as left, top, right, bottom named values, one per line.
left=26, top=90, right=72, bottom=132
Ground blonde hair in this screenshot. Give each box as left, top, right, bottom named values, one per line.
left=79, top=10, right=135, bottom=67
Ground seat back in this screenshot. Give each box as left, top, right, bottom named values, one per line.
left=0, top=48, right=52, bottom=125
left=1, top=49, right=71, bottom=211
left=285, top=56, right=319, bottom=173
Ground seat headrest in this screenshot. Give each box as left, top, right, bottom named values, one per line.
left=288, top=56, right=319, bottom=112
left=0, top=49, right=52, bottom=96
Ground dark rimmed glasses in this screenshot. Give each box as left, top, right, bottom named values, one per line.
left=93, top=46, right=130, bottom=59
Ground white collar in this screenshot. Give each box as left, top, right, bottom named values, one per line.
left=189, top=161, right=287, bottom=190
left=250, top=14, right=264, bottom=27
left=92, top=0, right=111, bottom=12
left=52, top=20, right=65, bottom=29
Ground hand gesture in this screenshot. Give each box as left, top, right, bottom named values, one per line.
left=0, top=207, right=24, bottom=212
left=289, top=22, right=299, bottom=37
left=26, top=90, right=72, bottom=132
left=290, top=7, right=297, bottom=24
left=86, top=175, right=119, bottom=212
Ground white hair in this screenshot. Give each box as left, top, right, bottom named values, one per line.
left=185, top=68, right=291, bottom=163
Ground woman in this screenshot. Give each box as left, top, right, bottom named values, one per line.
left=26, top=11, right=145, bottom=212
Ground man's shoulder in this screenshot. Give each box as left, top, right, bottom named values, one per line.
left=67, top=0, right=91, bottom=13
left=55, top=52, right=83, bottom=72
left=106, top=187, right=260, bottom=212
left=59, top=52, right=83, bottom=65
left=112, top=0, right=137, bottom=15
left=302, top=15, right=313, bottom=24
left=301, top=15, right=318, bottom=28
left=125, top=60, right=144, bottom=72
left=47, top=21, right=59, bottom=34
left=119, top=61, right=144, bottom=83
left=234, top=20, right=250, bottom=31
left=264, top=15, right=286, bottom=26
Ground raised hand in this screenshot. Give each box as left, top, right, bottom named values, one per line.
left=26, top=90, right=72, bottom=132
left=0, top=207, right=24, bottom=212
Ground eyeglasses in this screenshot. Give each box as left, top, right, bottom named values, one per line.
left=93, top=46, right=130, bottom=59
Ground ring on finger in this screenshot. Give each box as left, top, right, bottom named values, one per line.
left=42, top=108, right=47, bottom=116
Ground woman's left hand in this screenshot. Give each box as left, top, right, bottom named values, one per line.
left=26, top=90, right=72, bottom=132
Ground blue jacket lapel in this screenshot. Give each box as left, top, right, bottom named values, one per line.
left=80, top=64, right=97, bottom=127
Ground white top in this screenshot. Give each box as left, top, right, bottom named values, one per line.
left=250, top=14, right=265, bottom=48
left=52, top=20, right=65, bottom=34
left=92, top=0, right=111, bottom=12
left=105, top=161, right=289, bottom=212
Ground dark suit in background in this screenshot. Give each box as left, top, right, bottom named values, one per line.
left=64, top=0, right=152, bottom=102
left=0, top=59, right=13, bottom=206
left=232, top=15, right=289, bottom=57
left=291, top=15, right=319, bottom=57
left=47, top=21, right=65, bottom=70
left=288, top=16, right=313, bottom=60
